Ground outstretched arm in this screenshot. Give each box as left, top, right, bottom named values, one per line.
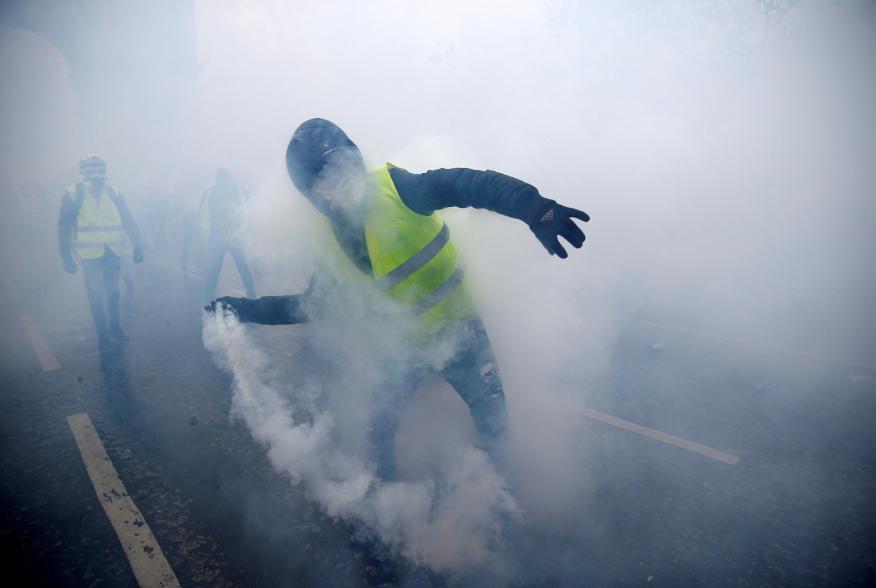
left=389, top=166, right=589, bottom=258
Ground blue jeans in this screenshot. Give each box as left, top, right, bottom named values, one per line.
left=81, top=249, right=121, bottom=338
left=370, top=317, right=509, bottom=480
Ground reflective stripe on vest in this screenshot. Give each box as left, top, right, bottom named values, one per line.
left=71, top=183, right=128, bottom=259
left=75, top=225, right=124, bottom=232
left=375, top=223, right=450, bottom=292
left=412, top=269, right=465, bottom=315
left=74, top=240, right=126, bottom=248
left=363, top=163, right=475, bottom=325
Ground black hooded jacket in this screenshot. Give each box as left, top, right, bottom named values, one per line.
left=333, top=165, right=554, bottom=274
left=225, top=166, right=554, bottom=325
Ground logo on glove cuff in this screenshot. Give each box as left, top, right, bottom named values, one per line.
left=540, top=208, right=555, bottom=222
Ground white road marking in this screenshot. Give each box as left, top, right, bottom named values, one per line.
left=580, top=407, right=741, bottom=465
left=66, top=413, right=181, bottom=588
left=20, top=313, right=61, bottom=372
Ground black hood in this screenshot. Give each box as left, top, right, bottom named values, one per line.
left=286, top=118, right=359, bottom=205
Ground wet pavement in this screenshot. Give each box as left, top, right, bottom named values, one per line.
left=1, top=242, right=875, bottom=587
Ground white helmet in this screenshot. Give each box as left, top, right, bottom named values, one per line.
left=79, top=154, right=107, bottom=179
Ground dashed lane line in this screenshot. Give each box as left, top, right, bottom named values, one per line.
left=66, top=413, right=181, bottom=588
left=20, top=313, right=61, bottom=371
left=580, top=407, right=741, bottom=465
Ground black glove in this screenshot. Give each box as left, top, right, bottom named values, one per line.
left=62, top=256, right=78, bottom=275
left=529, top=202, right=590, bottom=259
left=133, top=245, right=145, bottom=263
left=204, top=296, right=245, bottom=319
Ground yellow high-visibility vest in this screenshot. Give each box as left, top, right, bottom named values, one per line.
left=69, top=183, right=129, bottom=260
left=361, top=163, right=476, bottom=327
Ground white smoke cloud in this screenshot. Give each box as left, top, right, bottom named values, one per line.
left=202, top=249, right=522, bottom=574
left=5, top=0, right=874, bottom=582
left=194, top=1, right=875, bottom=576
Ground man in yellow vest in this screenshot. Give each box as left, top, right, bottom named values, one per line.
left=58, top=155, right=144, bottom=350
left=207, top=119, right=589, bottom=479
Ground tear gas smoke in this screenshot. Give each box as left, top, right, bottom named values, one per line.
left=2, top=0, right=875, bottom=583
left=193, top=1, right=876, bottom=576
left=202, top=237, right=522, bottom=574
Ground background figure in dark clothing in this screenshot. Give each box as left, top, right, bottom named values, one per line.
left=58, top=155, right=144, bottom=350
left=200, top=168, right=256, bottom=302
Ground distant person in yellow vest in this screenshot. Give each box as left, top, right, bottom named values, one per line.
left=58, top=155, right=144, bottom=350
left=207, top=118, right=589, bottom=480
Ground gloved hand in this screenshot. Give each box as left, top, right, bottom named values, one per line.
left=62, top=256, right=78, bottom=275
left=133, top=245, right=145, bottom=263
left=204, top=296, right=244, bottom=318
left=529, top=202, right=590, bottom=259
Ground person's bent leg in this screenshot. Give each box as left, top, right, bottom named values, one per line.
left=204, top=238, right=226, bottom=302
left=369, top=371, right=420, bottom=481
left=370, top=408, right=403, bottom=481
left=81, top=255, right=110, bottom=348
left=441, top=318, right=510, bottom=468
left=122, top=266, right=134, bottom=313
left=101, top=250, right=125, bottom=340
left=229, top=242, right=256, bottom=298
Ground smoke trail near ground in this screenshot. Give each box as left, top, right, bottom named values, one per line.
left=2, top=0, right=875, bottom=584
left=185, top=1, right=876, bottom=580
left=202, top=268, right=522, bottom=576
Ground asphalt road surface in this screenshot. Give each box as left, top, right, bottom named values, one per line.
left=1, top=240, right=874, bottom=587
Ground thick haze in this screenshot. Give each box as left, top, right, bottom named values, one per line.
left=2, top=0, right=875, bottom=582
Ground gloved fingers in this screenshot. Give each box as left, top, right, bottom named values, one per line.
left=549, top=235, right=568, bottom=259
left=560, top=205, right=590, bottom=223
left=536, top=233, right=556, bottom=256
left=558, top=233, right=583, bottom=250
left=216, top=296, right=243, bottom=317
left=561, top=219, right=586, bottom=248
left=204, top=299, right=232, bottom=314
